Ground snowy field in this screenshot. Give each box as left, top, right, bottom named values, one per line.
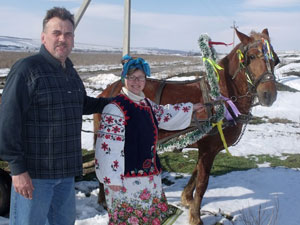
left=0, top=51, right=300, bottom=225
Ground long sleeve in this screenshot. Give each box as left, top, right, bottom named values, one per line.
left=0, top=61, right=31, bottom=175
left=95, top=103, right=125, bottom=186
left=83, top=95, right=113, bottom=115
left=148, top=99, right=193, bottom=130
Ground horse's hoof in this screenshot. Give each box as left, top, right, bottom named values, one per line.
left=189, top=210, right=203, bottom=225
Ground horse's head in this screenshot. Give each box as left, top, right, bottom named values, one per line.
left=232, top=28, right=279, bottom=106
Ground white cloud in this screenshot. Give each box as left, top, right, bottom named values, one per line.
left=74, top=3, right=234, bottom=50
left=83, top=3, right=124, bottom=21
left=0, top=2, right=299, bottom=52
left=0, top=7, right=42, bottom=39
left=235, top=10, right=300, bottom=51
left=243, top=0, right=300, bottom=8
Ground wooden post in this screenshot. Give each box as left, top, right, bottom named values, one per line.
left=123, top=0, right=131, bottom=56
left=74, top=0, right=92, bottom=30
left=230, top=21, right=238, bottom=49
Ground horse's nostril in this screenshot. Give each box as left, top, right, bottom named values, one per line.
left=264, top=91, right=270, bottom=100
left=262, top=91, right=276, bottom=106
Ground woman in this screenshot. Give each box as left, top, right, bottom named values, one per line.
left=95, top=55, right=203, bottom=225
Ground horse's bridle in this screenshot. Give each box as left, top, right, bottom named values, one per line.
left=232, top=39, right=277, bottom=96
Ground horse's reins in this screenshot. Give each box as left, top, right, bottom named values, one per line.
left=228, top=39, right=277, bottom=146
left=233, top=39, right=276, bottom=97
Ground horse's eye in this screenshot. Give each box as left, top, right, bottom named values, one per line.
left=249, top=55, right=256, bottom=60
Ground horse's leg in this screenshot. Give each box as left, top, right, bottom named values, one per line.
left=98, top=182, right=107, bottom=210
left=181, top=142, right=200, bottom=206
left=189, top=142, right=217, bottom=225
left=181, top=166, right=197, bottom=207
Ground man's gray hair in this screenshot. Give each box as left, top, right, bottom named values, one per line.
left=43, top=7, right=74, bottom=31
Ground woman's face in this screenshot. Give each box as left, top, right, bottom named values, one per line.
left=124, top=69, right=146, bottom=95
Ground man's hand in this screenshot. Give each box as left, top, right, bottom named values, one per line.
left=12, top=172, right=34, bottom=199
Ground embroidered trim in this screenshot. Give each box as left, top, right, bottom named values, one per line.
left=114, top=95, right=161, bottom=178
left=98, top=112, right=125, bottom=142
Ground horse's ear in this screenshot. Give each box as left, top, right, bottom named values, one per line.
left=262, top=28, right=269, bottom=37
left=235, top=28, right=252, bottom=45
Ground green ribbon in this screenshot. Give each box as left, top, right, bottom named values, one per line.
left=203, top=57, right=223, bottom=82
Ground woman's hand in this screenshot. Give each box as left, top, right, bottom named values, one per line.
left=108, top=185, right=123, bottom=192
left=193, top=103, right=204, bottom=112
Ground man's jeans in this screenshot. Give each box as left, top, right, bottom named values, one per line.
left=9, top=177, right=76, bottom=225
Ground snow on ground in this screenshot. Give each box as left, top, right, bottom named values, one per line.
left=1, top=53, right=300, bottom=225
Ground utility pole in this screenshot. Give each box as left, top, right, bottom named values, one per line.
left=230, top=21, right=238, bottom=49
left=123, top=0, right=131, bottom=56
left=74, top=0, right=91, bottom=30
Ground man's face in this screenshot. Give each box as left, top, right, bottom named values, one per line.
left=41, top=17, right=74, bottom=64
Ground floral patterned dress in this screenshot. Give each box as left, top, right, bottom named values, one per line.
left=95, top=87, right=193, bottom=225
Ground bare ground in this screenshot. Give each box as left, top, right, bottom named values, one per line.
left=0, top=51, right=199, bottom=69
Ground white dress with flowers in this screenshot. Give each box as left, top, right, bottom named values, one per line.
left=95, top=88, right=193, bottom=225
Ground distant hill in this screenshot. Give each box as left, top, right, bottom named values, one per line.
left=0, top=36, right=40, bottom=51
left=0, top=35, right=197, bottom=56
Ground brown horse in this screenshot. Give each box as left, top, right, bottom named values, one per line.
left=93, top=28, right=279, bottom=225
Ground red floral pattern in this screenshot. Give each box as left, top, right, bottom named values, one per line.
left=107, top=186, right=175, bottom=225
left=98, top=113, right=125, bottom=142
left=152, top=102, right=191, bottom=123
left=95, top=98, right=191, bottom=225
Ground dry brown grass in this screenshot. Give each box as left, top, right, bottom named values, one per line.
left=0, top=51, right=34, bottom=68
left=0, top=51, right=199, bottom=69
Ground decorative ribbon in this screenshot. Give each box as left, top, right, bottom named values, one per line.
left=236, top=49, right=244, bottom=64
left=219, top=95, right=241, bottom=123
left=210, top=95, right=241, bottom=156
left=209, top=41, right=233, bottom=47
left=236, top=49, right=254, bottom=86
left=262, top=39, right=274, bottom=61
left=202, top=57, right=223, bottom=82
left=212, top=120, right=231, bottom=156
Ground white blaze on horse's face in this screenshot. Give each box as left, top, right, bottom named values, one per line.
left=124, top=69, right=146, bottom=96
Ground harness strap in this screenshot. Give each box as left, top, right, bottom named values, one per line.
left=155, top=80, right=166, bottom=104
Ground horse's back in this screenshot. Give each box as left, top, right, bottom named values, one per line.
left=97, top=78, right=204, bottom=104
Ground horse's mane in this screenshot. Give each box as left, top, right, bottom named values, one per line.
left=249, top=30, right=270, bottom=41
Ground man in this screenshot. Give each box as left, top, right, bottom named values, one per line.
left=0, top=7, right=111, bottom=225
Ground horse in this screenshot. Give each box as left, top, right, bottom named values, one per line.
left=93, top=28, right=279, bottom=225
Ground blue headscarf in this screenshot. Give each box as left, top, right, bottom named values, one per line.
left=121, top=54, right=151, bottom=82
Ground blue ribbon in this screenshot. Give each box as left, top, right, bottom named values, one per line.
left=121, top=55, right=151, bottom=81
left=262, top=39, right=274, bottom=61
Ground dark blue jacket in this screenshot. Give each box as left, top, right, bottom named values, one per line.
left=0, top=45, right=111, bottom=178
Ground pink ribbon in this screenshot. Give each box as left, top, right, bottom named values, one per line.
left=219, top=96, right=241, bottom=123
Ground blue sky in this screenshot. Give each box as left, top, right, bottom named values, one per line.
left=1, top=0, right=300, bottom=52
